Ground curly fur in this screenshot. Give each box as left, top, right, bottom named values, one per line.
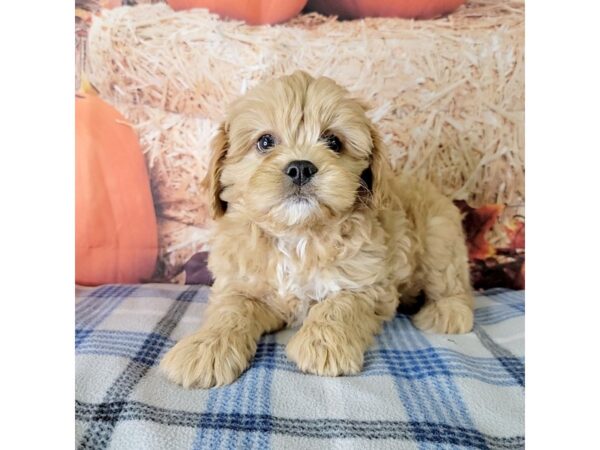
left=160, top=71, right=474, bottom=388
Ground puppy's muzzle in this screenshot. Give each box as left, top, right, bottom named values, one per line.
left=285, top=160, right=318, bottom=187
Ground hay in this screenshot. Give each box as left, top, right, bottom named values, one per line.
left=84, top=0, right=524, bottom=280
left=155, top=217, right=211, bottom=280
left=114, top=102, right=216, bottom=226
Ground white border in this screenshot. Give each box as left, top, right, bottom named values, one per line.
left=0, top=1, right=74, bottom=447
left=2, top=0, right=600, bottom=446
left=526, top=0, right=600, bottom=447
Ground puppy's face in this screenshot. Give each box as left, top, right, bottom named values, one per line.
left=205, top=71, right=388, bottom=229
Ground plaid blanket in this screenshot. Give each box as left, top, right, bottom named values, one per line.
left=75, top=284, right=524, bottom=449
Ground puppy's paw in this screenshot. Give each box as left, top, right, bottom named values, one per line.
left=160, top=330, right=256, bottom=389
left=286, top=324, right=365, bottom=377
left=411, top=296, right=474, bottom=334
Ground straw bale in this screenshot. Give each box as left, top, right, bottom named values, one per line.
left=84, top=0, right=524, bottom=280
left=114, top=102, right=216, bottom=225
left=155, top=217, right=211, bottom=280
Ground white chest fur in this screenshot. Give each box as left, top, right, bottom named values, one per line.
left=274, top=237, right=362, bottom=324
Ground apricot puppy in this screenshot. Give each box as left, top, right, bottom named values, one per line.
left=160, top=71, right=474, bottom=388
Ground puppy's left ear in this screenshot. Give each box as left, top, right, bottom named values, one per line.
left=201, top=122, right=229, bottom=219
left=361, top=123, right=394, bottom=209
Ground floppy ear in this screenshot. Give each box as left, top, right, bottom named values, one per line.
left=361, top=123, right=394, bottom=209
left=201, top=123, right=229, bottom=219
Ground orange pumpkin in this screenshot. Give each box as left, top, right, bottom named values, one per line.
left=166, top=0, right=308, bottom=25
left=99, top=0, right=123, bottom=8
left=76, top=91, right=158, bottom=285
left=306, top=0, right=465, bottom=19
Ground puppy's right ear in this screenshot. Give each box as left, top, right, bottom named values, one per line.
left=201, top=123, right=229, bottom=219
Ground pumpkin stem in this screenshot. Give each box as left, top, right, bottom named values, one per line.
left=79, top=72, right=99, bottom=96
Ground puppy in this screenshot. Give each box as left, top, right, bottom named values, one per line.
left=160, top=71, right=474, bottom=388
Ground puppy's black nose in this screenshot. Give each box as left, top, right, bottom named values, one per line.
left=285, top=160, right=318, bottom=186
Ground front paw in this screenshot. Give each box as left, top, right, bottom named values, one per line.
left=160, top=329, right=256, bottom=388
left=411, top=297, right=474, bottom=334
left=286, top=324, right=365, bottom=376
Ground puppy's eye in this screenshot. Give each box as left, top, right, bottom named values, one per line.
left=257, top=134, right=276, bottom=153
left=322, top=134, right=342, bottom=153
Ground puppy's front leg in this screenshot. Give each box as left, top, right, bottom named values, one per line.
left=286, top=292, right=383, bottom=376
left=160, top=294, right=283, bottom=388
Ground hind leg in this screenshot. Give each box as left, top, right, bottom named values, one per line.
left=412, top=214, right=474, bottom=334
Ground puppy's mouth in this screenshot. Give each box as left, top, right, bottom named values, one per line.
left=286, top=187, right=316, bottom=203
left=283, top=186, right=321, bottom=212
left=269, top=187, right=321, bottom=226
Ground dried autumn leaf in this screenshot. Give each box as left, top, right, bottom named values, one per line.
left=516, top=263, right=525, bottom=290
left=470, top=256, right=524, bottom=291
left=505, top=218, right=525, bottom=250
left=454, top=200, right=505, bottom=260
left=184, top=251, right=214, bottom=286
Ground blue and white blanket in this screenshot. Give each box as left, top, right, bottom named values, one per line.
left=75, top=284, right=524, bottom=449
